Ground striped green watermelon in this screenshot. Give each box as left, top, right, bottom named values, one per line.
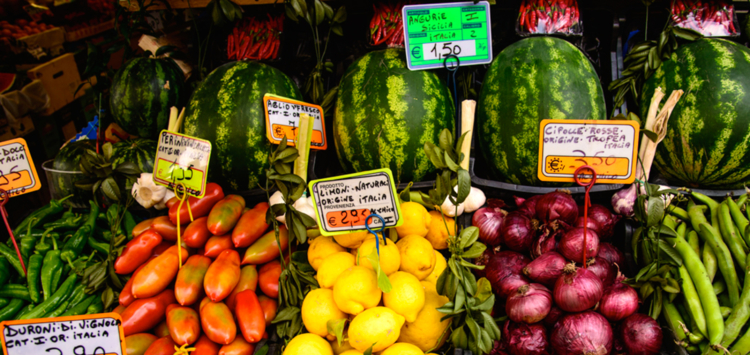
left=110, top=57, right=187, bottom=139
left=53, top=139, right=96, bottom=171
left=334, top=49, right=455, bottom=184
left=183, top=61, right=301, bottom=191
left=110, top=139, right=157, bottom=174
left=642, top=39, right=750, bottom=189
left=476, top=37, right=606, bottom=186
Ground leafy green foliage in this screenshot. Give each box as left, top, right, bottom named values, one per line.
left=74, top=143, right=140, bottom=203
left=422, top=129, right=471, bottom=220
left=208, top=0, right=242, bottom=26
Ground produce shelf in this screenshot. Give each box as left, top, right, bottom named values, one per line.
left=64, top=19, right=115, bottom=42
left=118, top=0, right=282, bottom=11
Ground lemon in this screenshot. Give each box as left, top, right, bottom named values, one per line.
left=423, top=251, right=447, bottom=285
left=396, top=202, right=431, bottom=237
left=318, top=252, right=357, bottom=289
left=348, top=307, right=405, bottom=353
left=424, top=211, right=454, bottom=250
left=302, top=288, right=347, bottom=339
left=283, top=333, right=333, bottom=355
left=397, top=281, right=451, bottom=352
left=396, top=235, right=436, bottom=280
left=339, top=351, right=363, bottom=355
left=309, top=236, right=346, bottom=271
left=330, top=339, right=355, bottom=355
left=381, top=343, right=425, bottom=355
left=383, top=272, right=425, bottom=323
left=356, top=238, right=400, bottom=276
left=333, top=266, right=382, bottom=315
left=334, top=230, right=373, bottom=249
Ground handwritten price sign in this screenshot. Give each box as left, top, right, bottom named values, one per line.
left=153, top=131, right=212, bottom=198
left=537, top=120, right=639, bottom=184
left=263, top=94, right=327, bottom=150
left=0, top=138, right=41, bottom=198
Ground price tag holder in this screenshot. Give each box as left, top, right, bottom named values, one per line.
left=1, top=313, right=126, bottom=355
left=263, top=94, right=328, bottom=150
left=153, top=130, right=212, bottom=198
left=538, top=120, right=640, bottom=184
left=309, top=168, right=403, bottom=236
left=403, top=1, right=493, bottom=70
left=0, top=138, right=41, bottom=198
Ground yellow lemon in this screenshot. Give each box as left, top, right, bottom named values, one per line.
left=381, top=343, right=425, bottom=355
left=330, top=339, right=355, bottom=355
left=333, top=266, right=382, bottom=315
left=348, top=307, right=405, bottom=353
left=423, top=251, right=447, bottom=285
left=302, top=288, right=347, bottom=339
left=424, top=211, right=454, bottom=250
left=339, top=351, right=363, bottom=355
left=383, top=272, right=425, bottom=323
left=396, top=202, right=431, bottom=237
left=356, top=238, right=400, bottom=276
left=318, top=252, right=357, bottom=289
left=334, top=230, right=373, bottom=249
left=309, top=236, right=346, bottom=271
left=398, top=281, right=451, bottom=352
left=283, top=333, right=333, bottom=355
left=396, top=235, right=436, bottom=280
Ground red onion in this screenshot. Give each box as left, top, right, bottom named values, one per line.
left=558, top=227, right=600, bottom=263
left=574, top=216, right=601, bottom=233
left=515, top=195, right=542, bottom=218
left=498, top=273, right=531, bottom=299
left=473, top=247, right=499, bottom=279
left=485, top=251, right=531, bottom=287
left=598, top=242, right=625, bottom=269
left=490, top=341, right=510, bottom=355
left=523, top=252, right=567, bottom=287
left=536, top=190, right=578, bottom=225
left=599, top=274, right=639, bottom=321
left=587, top=257, right=616, bottom=285
left=588, top=204, right=619, bottom=239
left=473, top=206, right=507, bottom=246
left=619, top=314, right=663, bottom=355
left=553, top=263, right=603, bottom=312
left=543, top=306, right=564, bottom=328
left=531, top=230, right=558, bottom=259
left=502, top=321, right=552, bottom=355
left=506, top=284, right=552, bottom=324
left=551, top=311, right=613, bottom=355
left=501, top=212, right=536, bottom=252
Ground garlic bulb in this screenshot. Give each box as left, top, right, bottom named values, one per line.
left=463, top=187, right=486, bottom=213
left=154, top=189, right=175, bottom=210
left=293, top=196, right=317, bottom=223
left=132, top=173, right=167, bottom=209
left=269, top=191, right=286, bottom=223
left=438, top=196, right=465, bottom=217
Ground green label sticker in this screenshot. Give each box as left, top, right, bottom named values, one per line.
left=153, top=130, right=212, bottom=198
left=403, top=1, right=493, bottom=70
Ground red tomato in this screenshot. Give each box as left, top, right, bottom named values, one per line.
left=203, top=250, right=241, bottom=302
left=200, top=301, right=236, bottom=345
left=258, top=261, right=282, bottom=298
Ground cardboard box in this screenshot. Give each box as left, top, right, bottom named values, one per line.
left=0, top=116, right=35, bottom=141
left=8, top=27, right=65, bottom=58
left=26, top=53, right=90, bottom=116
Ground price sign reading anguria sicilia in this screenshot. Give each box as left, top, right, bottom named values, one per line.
left=308, top=169, right=403, bottom=236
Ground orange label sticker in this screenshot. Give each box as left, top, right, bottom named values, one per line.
left=263, top=94, right=327, bottom=150
left=0, top=313, right=126, bottom=355
left=0, top=138, right=41, bottom=199
left=538, top=120, right=639, bottom=184
left=325, top=208, right=372, bottom=228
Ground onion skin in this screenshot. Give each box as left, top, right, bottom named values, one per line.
left=485, top=251, right=530, bottom=289
left=554, top=264, right=603, bottom=312
left=501, top=212, right=535, bottom=252
left=473, top=206, right=506, bottom=246
left=522, top=252, right=567, bottom=287
left=612, top=184, right=636, bottom=217
left=558, top=227, right=600, bottom=263
left=506, top=284, right=552, bottom=324
left=498, top=273, right=531, bottom=299
left=588, top=204, right=620, bottom=239
left=599, top=279, right=639, bottom=322
left=543, top=306, right=564, bottom=328
left=536, top=191, right=578, bottom=225
left=619, top=314, right=663, bottom=355
left=516, top=195, right=542, bottom=218
left=574, top=216, right=601, bottom=234
left=587, top=257, right=616, bottom=285
left=502, top=321, right=552, bottom=355
left=597, top=242, right=626, bottom=269
left=551, top=311, right=613, bottom=355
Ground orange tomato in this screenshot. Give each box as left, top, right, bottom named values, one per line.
left=192, top=334, right=220, bottom=355
left=204, top=234, right=234, bottom=258
left=175, top=255, right=212, bottom=306
left=184, top=217, right=212, bottom=248
left=218, top=336, right=255, bottom=355
left=200, top=301, right=237, bottom=345
left=258, top=261, right=282, bottom=298
left=166, top=306, right=201, bottom=345
left=257, top=295, right=278, bottom=326
left=131, top=246, right=188, bottom=299
left=144, top=336, right=176, bottom=355
left=241, top=226, right=288, bottom=265
left=204, top=250, right=241, bottom=302
left=124, top=333, right=157, bottom=355
left=225, top=265, right=258, bottom=311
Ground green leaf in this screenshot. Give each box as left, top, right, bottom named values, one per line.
left=399, top=182, right=413, bottom=203
left=454, top=285, right=465, bottom=313
left=331, top=24, right=343, bottom=37
left=363, top=344, right=376, bottom=355
left=114, top=162, right=141, bottom=176
left=672, top=26, right=702, bottom=41
left=326, top=318, right=347, bottom=345
left=101, top=177, right=121, bottom=201
left=635, top=262, right=656, bottom=282
left=444, top=151, right=459, bottom=172
left=647, top=196, right=665, bottom=228
left=461, top=242, right=486, bottom=259
left=439, top=129, right=453, bottom=152
left=313, top=0, right=325, bottom=25
left=272, top=306, right=300, bottom=324
left=474, top=277, right=493, bottom=303
left=627, top=112, right=642, bottom=126
left=320, top=1, right=333, bottom=19
left=456, top=169, right=471, bottom=204
left=459, top=226, right=479, bottom=250
left=640, top=281, right=655, bottom=300
left=332, top=6, right=347, bottom=23
left=365, top=247, right=392, bottom=293
left=658, top=239, right=683, bottom=266
left=423, top=142, right=445, bottom=169
left=102, top=142, right=113, bottom=161
left=290, top=0, right=306, bottom=21
left=641, top=129, right=659, bottom=142
left=285, top=4, right=299, bottom=22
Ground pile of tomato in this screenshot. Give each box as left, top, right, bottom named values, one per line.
left=0, top=19, right=56, bottom=40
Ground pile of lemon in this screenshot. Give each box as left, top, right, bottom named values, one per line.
left=282, top=202, right=454, bottom=355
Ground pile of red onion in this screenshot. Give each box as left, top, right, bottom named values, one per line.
left=472, top=190, right=658, bottom=355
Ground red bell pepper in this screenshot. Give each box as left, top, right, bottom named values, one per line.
left=225, top=265, right=258, bottom=311
left=235, top=290, right=265, bottom=343
left=184, top=217, right=212, bottom=249
left=218, top=336, right=255, bottom=355
left=169, top=182, right=225, bottom=225
left=232, top=202, right=269, bottom=248
left=167, top=306, right=201, bottom=345
left=124, top=333, right=158, bottom=355
left=207, top=195, right=246, bottom=236
left=121, top=289, right=176, bottom=336
left=258, top=260, right=281, bottom=298
left=241, top=226, right=288, bottom=265
left=204, top=234, right=234, bottom=258
left=131, top=246, right=188, bottom=299
left=204, top=249, right=241, bottom=302
left=193, top=334, right=221, bottom=355
left=200, top=301, right=237, bottom=345
left=144, top=336, right=177, bottom=355
left=115, top=230, right=163, bottom=274
left=175, top=255, right=212, bottom=306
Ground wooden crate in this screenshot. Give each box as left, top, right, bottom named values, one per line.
left=26, top=54, right=90, bottom=116
left=7, top=28, right=65, bottom=57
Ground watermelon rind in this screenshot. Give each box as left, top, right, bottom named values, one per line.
left=110, top=138, right=157, bottom=174
left=53, top=139, right=96, bottom=171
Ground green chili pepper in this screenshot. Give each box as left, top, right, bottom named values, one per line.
left=87, top=237, right=109, bottom=256
left=18, top=228, right=44, bottom=239
left=0, top=299, right=26, bottom=321
left=34, top=229, right=57, bottom=255
left=0, top=244, right=26, bottom=276
left=19, top=236, right=35, bottom=261
left=86, top=296, right=103, bottom=314
left=14, top=304, right=34, bottom=320
left=26, top=254, right=43, bottom=304
left=41, top=249, right=62, bottom=301
left=20, top=274, right=77, bottom=320
left=61, top=295, right=96, bottom=317
left=0, top=284, right=31, bottom=302
left=0, top=298, right=9, bottom=309
left=61, top=201, right=98, bottom=264
left=12, top=195, right=73, bottom=237
left=44, top=300, right=69, bottom=318
left=123, top=210, right=136, bottom=240
left=64, top=284, right=86, bottom=311
left=42, top=214, right=83, bottom=232
left=0, top=256, right=10, bottom=287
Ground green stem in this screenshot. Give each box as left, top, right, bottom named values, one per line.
left=645, top=4, right=649, bottom=40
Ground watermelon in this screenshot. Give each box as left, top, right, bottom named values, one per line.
left=642, top=38, right=750, bottom=189
left=183, top=61, right=301, bottom=191
left=476, top=37, right=607, bottom=186
left=110, top=57, right=187, bottom=139
left=334, top=49, right=455, bottom=184
left=110, top=139, right=157, bottom=174
left=53, top=139, right=96, bottom=171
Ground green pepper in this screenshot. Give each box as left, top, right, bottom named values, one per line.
left=0, top=299, right=27, bottom=321
left=26, top=254, right=43, bottom=304
left=61, top=201, right=98, bottom=264
left=19, top=236, right=36, bottom=261
left=87, top=237, right=110, bottom=256
left=64, top=284, right=86, bottom=311
left=12, top=195, right=72, bottom=237
left=34, top=229, right=58, bottom=255
left=42, top=214, right=83, bottom=232
left=0, top=298, right=9, bottom=309
left=0, top=284, right=31, bottom=302
left=45, top=300, right=69, bottom=318
left=20, top=274, right=77, bottom=320
left=61, top=295, right=96, bottom=317
left=123, top=210, right=137, bottom=240
left=0, top=244, right=26, bottom=276
left=18, top=228, right=44, bottom=239
left=86, top=296, right=103, bottom=314
left=14, top=304, right=34, bottom=319
left=41, top=248, right=62, bottom=301
left=0, top=256, right=10, bottom=287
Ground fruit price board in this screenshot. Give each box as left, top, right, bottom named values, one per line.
left=0, top=138, right=41, bottom=198
left=153, top=131, right=212, bottom=198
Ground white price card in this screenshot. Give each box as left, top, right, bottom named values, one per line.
left=153, top=130, right=212, bottom=198
left=0, top=138, right=41, bottom=198
left=0, top=313, right=126, bottom=355
left=308, top=169, right=403, bottom=236
left=263, top=94, right=328, bottom=150
left=537, top=120, right=640, bottom=184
